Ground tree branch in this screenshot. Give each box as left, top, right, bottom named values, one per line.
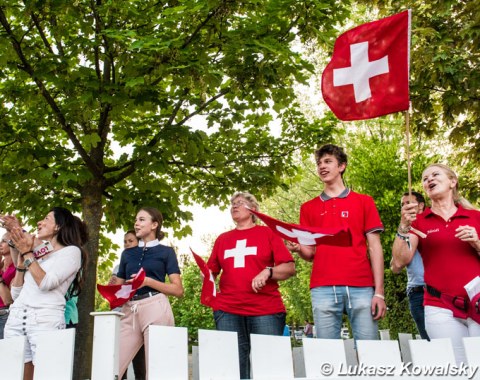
left=0, top=7, right=102, bottom=178
left=30, top=11, right=53, bottom=54
left=173, top=88, right=230, bottom=128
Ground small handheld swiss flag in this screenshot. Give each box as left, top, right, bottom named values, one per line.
left=322, top=10, right=411, bottom=121
left=97, top=267, right=146, bottom=309
left=247, top=207, right=351, bottom=247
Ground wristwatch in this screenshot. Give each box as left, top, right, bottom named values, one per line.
left=266, top=266, right=273, bottom=279
left=24, top=257, right=36, bottom=269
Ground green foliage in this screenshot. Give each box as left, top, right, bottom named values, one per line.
left=380, top=269, right=418, bottom=338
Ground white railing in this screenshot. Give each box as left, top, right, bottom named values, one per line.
left=0, top=312, right=479, bottom=380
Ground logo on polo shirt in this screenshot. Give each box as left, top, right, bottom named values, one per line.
left=427, top=228, right=439, bottom=234
left=341, top=211, right=349, bottom=218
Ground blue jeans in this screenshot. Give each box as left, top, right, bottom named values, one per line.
left=214, top=310, right=286, bottom=379
left=407, top=287, right=429, bottom=340
left=311, top=286, right=378, bottom=340
left=0, top=312, right=8, bottom=339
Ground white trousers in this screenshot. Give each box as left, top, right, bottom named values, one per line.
left=425, top=305, right=480, bottom=365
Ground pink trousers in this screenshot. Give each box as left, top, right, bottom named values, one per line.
left=119, top=293, right=174, bottom=379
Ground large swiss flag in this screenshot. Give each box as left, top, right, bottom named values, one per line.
left=322, top=10, right=411, bottom=121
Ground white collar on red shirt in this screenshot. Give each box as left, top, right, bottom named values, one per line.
left=320, top=188, right=350, bottom=201
left=138, top=239, right=160, bottom=248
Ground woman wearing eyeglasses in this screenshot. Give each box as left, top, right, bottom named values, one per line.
left=207, top=192, right=295, bottom=379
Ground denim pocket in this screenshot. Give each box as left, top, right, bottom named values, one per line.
left=213, top=310, right=225, bottom=324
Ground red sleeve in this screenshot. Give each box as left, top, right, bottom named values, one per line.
left=269, top=229, right=294, bottom=265
left=363, top=195, right=384, bottom=233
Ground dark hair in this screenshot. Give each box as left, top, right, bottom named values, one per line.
left=51, top=207, right=89, bottom=297
left=138, top=207, right=165, bottom=240
left=314, top=144, right=348, bottom=176
left=402, top=191, right=425, bottom=205
left=125, top=229, right=138, bottom=239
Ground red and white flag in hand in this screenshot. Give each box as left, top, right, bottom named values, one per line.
left=97, top=267, right=146, bottom=310
left=322, top=10, right=411, bottom=121
left=247, top=208, right=351, bottom=247
left=190, top=249, right=217, bottom=308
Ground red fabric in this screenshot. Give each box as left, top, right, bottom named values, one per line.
left=0, top=263, right=15, bottom=308
left=97, top=267, right=146, bottom=309
left=412, top=206, right=480, bottom=312
left=207, top=225, right=293, bottom=316
left=322, top=10, right=410, bottom=120
left=191, top=249, right=217, bottom=308
left=300, top=191, right=384, bottom=288
left=247, top=208, right=351, bottom=247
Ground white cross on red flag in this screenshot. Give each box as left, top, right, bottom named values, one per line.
left=322, top=10, right=411, bottom=121
left=97, top=267, right=146, bottom=309
left=247, top=208, right=351, bottom=247
left=190, top=249, right=217, bottom=308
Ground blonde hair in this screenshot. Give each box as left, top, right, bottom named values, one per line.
left=230, top=192, right=260, bottom=223
left=424, top=164, right=477, bottom=210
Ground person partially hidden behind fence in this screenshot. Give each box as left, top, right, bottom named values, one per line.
left=2, top=207, right=88, bottom=380
left=207, top=192, right=296, bottom=379
left=111, top=207, right=184, bottom=380
left=288, top=144, right=387, bottom=341
left=392, top=164, right=480, bottom=364
left=391, top=191, right=430, bottom=340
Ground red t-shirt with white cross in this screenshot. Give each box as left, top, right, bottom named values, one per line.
left=207, top=225, right=294, bottom=316
left=300, top=189, right=384, bottom=288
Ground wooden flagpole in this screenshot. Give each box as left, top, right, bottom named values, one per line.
left=405, top=108, right=427, bottom=238
left=405, top=109, right=412, bottom=197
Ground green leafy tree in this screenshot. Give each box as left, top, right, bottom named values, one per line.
left=0, top=1, right=350, bottom=376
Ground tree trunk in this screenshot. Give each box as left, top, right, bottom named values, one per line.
left=74, top=182, right=103, bottom=380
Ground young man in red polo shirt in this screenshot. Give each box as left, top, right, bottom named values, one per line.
left=289, top=144, right=386, bottom=340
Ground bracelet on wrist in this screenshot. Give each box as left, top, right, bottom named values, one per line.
left=396, top=232, right=412, bottom=250
left=397, top=225, right=411, bottom=234
left=21, top=250, right=34, bottom=258
left=374, top=293, right=385, bottom=300
left=16, top=267, right=27, bottom=273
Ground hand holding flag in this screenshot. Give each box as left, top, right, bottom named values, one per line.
left=190, top=249, right=217, bottom=308
left=246, top=207, right=351, bottom=247
left=97, top=267, right=146, bottom=309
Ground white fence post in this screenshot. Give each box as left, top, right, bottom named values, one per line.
left=90, top=311, right=123, bottom=380
left=198, top=329, right=240, bottom=380
left=250, top=334, right=294, bottom=380
left=0, top=335, right=25, bottom=380
left=33, top=328, right=76, bottom=380
left=148, top=325, right=188, bottom=380
left=303, top=338, right=347, bottom=378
